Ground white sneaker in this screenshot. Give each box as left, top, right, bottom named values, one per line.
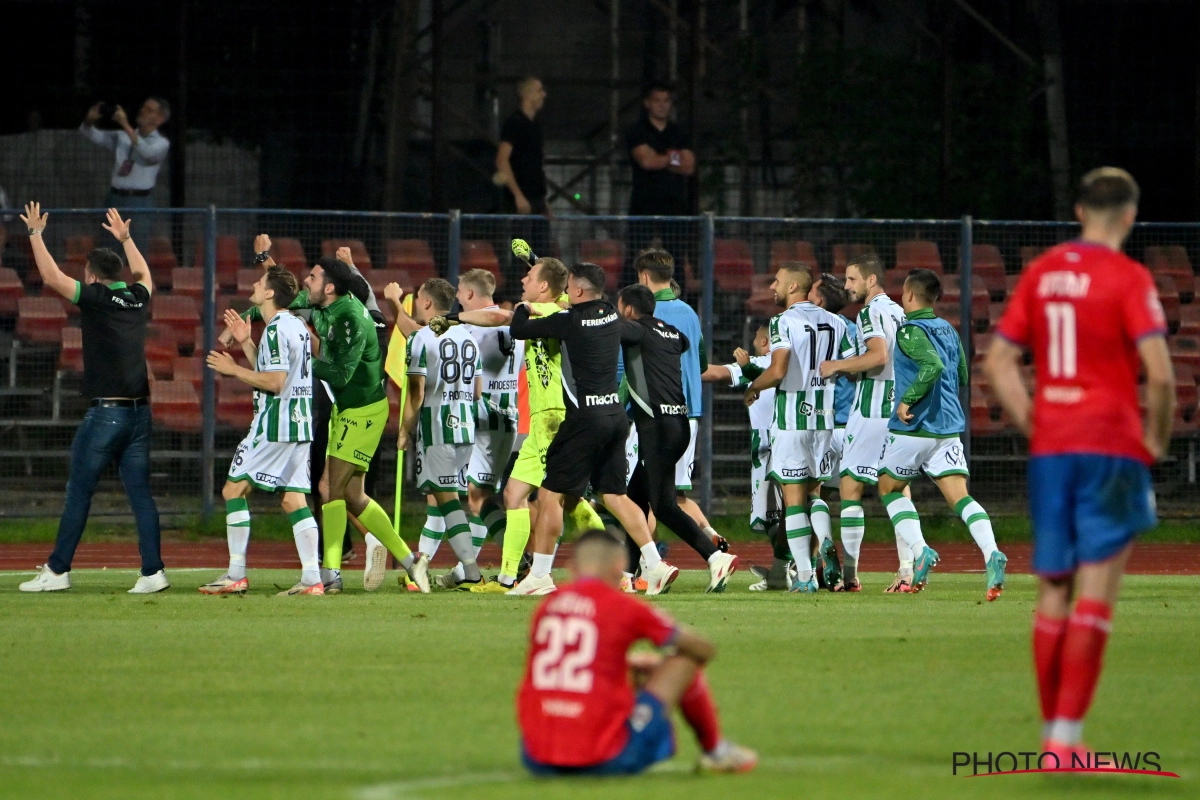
left=506, top=573, right=556, bottom=596
left=19, top=565, right=71, bottom=593
left=362, top=540, right=387, bottom=591
left=619, top=573, right=638, bottom=593
left=748, top=578, right=770, bottom=592
left=643, top=560, right=679, bottom=596
left=435, top=569, right=462, bottom=590
left=128, top=570, right=170, bottom=594
left=697, top=741, right=758, bottom=773
left=706, top=552, right=739, bottom=594
left=406, top=553, right=431, bottom=594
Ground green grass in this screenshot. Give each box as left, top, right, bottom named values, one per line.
left=0, top=569, right=1196, bottom=799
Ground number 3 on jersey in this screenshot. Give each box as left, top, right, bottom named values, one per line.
left=1045, top=302, right=1077, bottom=378
left=531, top=615, right=598, bottom=693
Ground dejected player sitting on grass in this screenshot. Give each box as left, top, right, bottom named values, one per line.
left=202, top=267, right=323, bottom=596
left=872, top=269, right=1007, bottom=600
left=517, top=528, right=757, bottom=775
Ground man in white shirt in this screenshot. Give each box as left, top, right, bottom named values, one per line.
left=80, top=97, right=171, bottom=243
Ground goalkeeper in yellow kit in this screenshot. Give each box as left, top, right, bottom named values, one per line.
left=432, top=243, right=604, bottom=591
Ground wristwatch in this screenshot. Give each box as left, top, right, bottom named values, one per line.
left=252, top=251, right=270, bottom=265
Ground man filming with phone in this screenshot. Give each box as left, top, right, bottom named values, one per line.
left=81, top=97, right=171, bottom=243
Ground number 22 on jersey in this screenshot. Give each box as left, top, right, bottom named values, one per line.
left=531, top=615, right=598, bottom=693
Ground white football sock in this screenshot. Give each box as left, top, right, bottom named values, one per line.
left=957, top=496, right=998, bottom=564
left=784, top=506, right=814, bottom=581
left=531, top=552, right=555, bottom=579
left=226, top=502, right=251, bottom=581
left=809, top=498, right=832, bottom=545
left=289, top=508, right=321, bottom=586
left=640, top=542, right=662, bottom=569
left=839, top=501, right=864, bottom=579
left=883, top=492, right=926, bottom=560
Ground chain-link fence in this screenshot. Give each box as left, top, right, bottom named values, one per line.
left=3, top=210, right=1198, bottom=521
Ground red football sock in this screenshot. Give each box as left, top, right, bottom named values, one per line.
left=1053, top=598, right=1113, bottom=722
left=679, top=670, right=722, bottom=753
left=1032, top=612, right=1069, bottom=721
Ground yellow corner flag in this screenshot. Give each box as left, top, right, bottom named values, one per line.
left=387, top=294, right=414, bottom=528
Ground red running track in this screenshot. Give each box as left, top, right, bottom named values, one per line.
left=1, top=541, right=1197, bottom=574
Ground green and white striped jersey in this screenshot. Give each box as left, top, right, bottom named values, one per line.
left=853, top=293, right=907, bottom=419
left=767, top=302, right=854, bottom=431
left=249, top=311, right=314, bottom=442
left=408, top=325, right=481, bottom=446
left=464, top=308, right=523, bottom=433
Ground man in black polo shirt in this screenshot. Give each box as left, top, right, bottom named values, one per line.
left=625, top=83, right=697, bottom=283
left=18, top=203, right=167, bottom=594
left=496, top=76, right=551, bottom=273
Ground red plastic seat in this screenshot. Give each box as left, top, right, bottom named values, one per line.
left=1178, top=304, right=1200, bottom=337
left=972, top=333, right=992, bottom=363
left=713, top=239, right=754, bottom=293
left=896, top=241, right=942, bottom=272
left=970, top=245, right=1008, bottom=300
left=1154, top=275, right=1181, bottom=331
left=934, top=302, right=961, bottom=330
left=194, top=235, right=242, bottom=290
left=1020, top=246, right=1048, bottom=268
left=172, top=356, right=205, bottom=391
left=1144, top=245, right=1191, bottom=271
left=770, top=241, right=818, bottom=272
left=144, top=325, right=179, bottom=378
left=940, top=274, right=990, bottom=321
left=884, top=270, right=907, bottom=303
left=218, top=380, right=254, bottom=431
left=59, top=326, right=83, bottom=372
left=579, top=240, right=624, bottom=291
left=744, top=273, right=778, bottom=316
left=1169, top=335, right=1200, bottom=371
left=1175, top=363, right=1197, bottom=415
left=460, top=240, right=502, bottom=287
left=831, top=244, right=876, bottom=274
left=236, top=269, right=261, bottom=295
left=64, top=235, right=95, bottom=275
left=151, top=296, right=200, bottom=348
left=147, top=237, right=179, bottom=283
left=322, top=239, right=373, bottom=272
left=387, top=239, right=437, bottom=286
left=152, top=380, right=202, bottom=432
left=170, top=268, right=206, bottom=302
left=0, top=267, right=23, bottom=317
left=17, top=297, right=67, bottom=343
left=269, top=238, right=308, bottom=280
left=367, top=269, right=414, bottom=299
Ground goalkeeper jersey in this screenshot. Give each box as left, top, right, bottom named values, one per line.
left=520, top=301, right=566, bottom=415
left=249, top=311, right=315, bottom=442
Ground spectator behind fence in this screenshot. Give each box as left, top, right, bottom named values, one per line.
left=17, top=203, right=168, bottom=595
left=80, top=97, right=171, bottom=243
left=626, top=84, right=696, bottom=283
left=496, top=77, right=551, bottom=271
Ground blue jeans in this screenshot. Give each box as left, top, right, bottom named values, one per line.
left=48, top=405, right=163, bottom=576
left=104, top=189, right=156, bottom=245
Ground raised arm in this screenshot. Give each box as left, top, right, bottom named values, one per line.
left=80, top=103, right=116, bottom=149
left=101, top=208, right=152, bottom=294
left=20, top=203, right=79, bottom=301
left=383, top=282, right=422, bottom=338
left=508, top=304, right=572, bottom=340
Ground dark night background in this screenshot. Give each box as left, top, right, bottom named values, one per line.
left=2, top=0, right=1197, bottom=220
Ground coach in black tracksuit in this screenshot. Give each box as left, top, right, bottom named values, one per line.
left=617, top=285, right=719, bottom=571
left=508, top=262, right=660, bottom=576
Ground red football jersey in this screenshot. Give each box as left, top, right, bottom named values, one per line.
left=996, top=241, right=1167, bottom=464
left=517, top=577, right=677, bottom=767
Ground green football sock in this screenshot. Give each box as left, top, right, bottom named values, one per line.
left=358, top=498, right=412, bottom=566
left=322, top=500, right=347, bottom=569
left=501, top=508, right=531, bottom=582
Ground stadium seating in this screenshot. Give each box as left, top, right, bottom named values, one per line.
left=59, top=326, right=82, bottom=372
left=895, top=240, right=942, bottom=272
left=151, top=296, right=201, bottom=348
left=970, top=244, right=1008, bottom=300
left=236, top=269, right=260, bottom=295
left=460, top=240, right=503, bottom=287
left=367, top=268, right=415, bottom=299
left=1154, top=275, right=1181, bottom=332
left=0, top=267, right=22, bottom=317
left=770, top=241, right=818, bottom=271
left=269, top=238, right=308, bottom=279
left=1145, top=246, right=1194, bottom=304
left=64, top=235, right=95, bottom=275
left=940, top=274, right=990, bottom=322
left=169, top=268, right=205, bottom=302
left=579, top=239, right=623, bottom=290
left=321, top=239, right=373, bottom=272
left=1169, top=335, right=1200, bottom=370
left=832, top=243, right=875, bottom=273
left=387, top=239, right=437, bottom=286
left=171, top=356, right=205, bottom=391
left=1020, top=246, right=1047, bottom=267
left=883, top=269, right=907, bottom=302
left=151, top=380, right=202, bottom=432
left=218, top=380, right=254, bottom=431
left=17, top=297, right=67, bottom=343
left=1178, top=304, right=1200, bottom=337
left=147, top=237, right=179, bottom=284
left=743, top=273, right=776, bottom=316
left=1174, top=363, right=1197, bottom=417
left=713, top=239, right=754, bottom=293
left=193, top=235, right=242, bottom=290
left=145, top=325, right=180, bottom=378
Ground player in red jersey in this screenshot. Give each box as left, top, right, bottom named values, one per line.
left=517, top=529, right=757, bottom=775
left=986, top=167, right=1174, bottom=766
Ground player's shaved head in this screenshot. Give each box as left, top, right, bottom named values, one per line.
left=420, top=278, right=455, bottom=313
left=569, top=262, right=608, bottom=297
left=774, top=262, right=813, bottom=300
left=904, top=268, right=942, bottom=306
left=459, top=268, right=496, bottom=298
left=1077, top=167, right=1139, bottom=212
left=571, top=528, right=627, bottom=582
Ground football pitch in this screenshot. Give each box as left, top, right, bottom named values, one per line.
left=1, top=570, right=1195, bottom=800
